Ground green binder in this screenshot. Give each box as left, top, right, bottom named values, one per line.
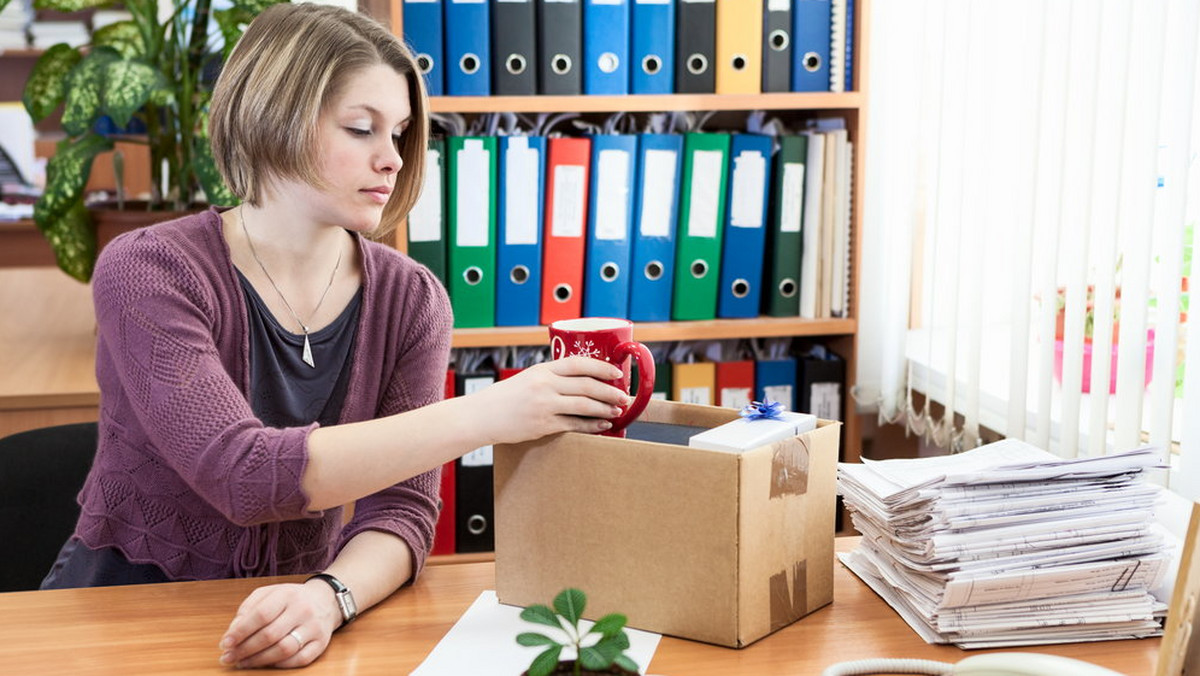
left=447, top=136, right=498, bottom=328
left=671, top=132, right=731, bottom=320
left=407, top=137, right=448, bottom=285
left=765, top=134, right=808, bottom=316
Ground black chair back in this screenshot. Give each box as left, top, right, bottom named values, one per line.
left=0, top=423, right=98, bottom=592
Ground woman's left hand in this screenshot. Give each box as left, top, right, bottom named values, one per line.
left=218, top=581, right=341, bottom=668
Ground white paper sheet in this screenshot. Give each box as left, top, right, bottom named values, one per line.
left=411, top=590, right=661, bottom=676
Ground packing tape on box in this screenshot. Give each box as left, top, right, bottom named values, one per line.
left=771, top=436, right=810, bottom=498
left=769, top=560, right=809, bottom=631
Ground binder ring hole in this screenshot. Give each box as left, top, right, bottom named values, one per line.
left=732, top=278, right=750, bottom=298
left=690, top=259, right=709, bottom=279
left=687, top=53, right=708, bottom=75
left=460, top=53, right=481, bottom=75
left=644, top=260, right=664, bottom=281
left=466, top=514, right=487, bottom=536
left=598, top=52, right=620, bottom=74
left=600, top=262, right=620, bottom=282
left=463, top=266, right=484, bottom=286
left=731, top=54, right=747, bottom=71
left=510, top=265, right=530, bottom=285
left=416, top=53, right=434, bottom=75
left=769, top=29, right=789, bottom=52
left=642, top=54, right=662, bottom=75
left=803, top=51, right=821, bottom=73
left=779, top=278, right=797, bottom=298
left=551, top=54, right=573, bottom=75
left=553, top=283, right=573, bottom=302
left=506, top=54, right=527, bottom=75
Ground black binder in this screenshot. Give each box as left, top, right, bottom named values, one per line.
left=537, top=0, right=583, bottom=95
left=492, top=0, right=538, bottom=95
left=674, top=0, right=716, bottom=93
left=797, top=346, right=845, bottom=422
left=762, top=0, right=793, bottom=92
left=454, top=366, right=498, bottom=553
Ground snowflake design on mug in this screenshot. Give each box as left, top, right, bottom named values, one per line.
left=571, top=340, right=604, bottom=360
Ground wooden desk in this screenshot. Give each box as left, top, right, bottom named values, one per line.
left=0, top=267, right=99, bottom=438
left=0, top=540, right=1161, bottom=675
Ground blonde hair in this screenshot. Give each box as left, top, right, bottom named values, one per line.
left=209, top=3, right=429, bottom=237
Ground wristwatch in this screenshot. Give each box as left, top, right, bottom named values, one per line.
left=307, top=573, right=358, bottom=627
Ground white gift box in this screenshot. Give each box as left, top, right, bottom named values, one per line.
left=687, top=411, right=818, bottom=454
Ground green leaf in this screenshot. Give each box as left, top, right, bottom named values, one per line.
left=553, top=589, right=586, bottom=626
left=528, top=645, right=563, bottom=676
left=590, top=614, right=627, bottom=639
left=578, top=645, right=614, bottom=670
left=92, top=20, right=145, bottom=60
left=22, top=43, right=82, bottom=122
left=35, top=198, right=96, bottom=282
left=213, top=7, right=255, bottom=60
left=102, top=60, right=159, bottom=129
left=193, top=136, right=237, bottom=206
left=33, top=0, right=111, bottom=11
left=61, top=48, right=121, bottom=136
left=515, top=632, right=558, bottom=648
left=231, top=0, right=288, bottom=15
left=614, top=655, right=640, bottom=673
left=0, top=0, right=9, bottom=13
left=39, top=133, right=114, bottom=221
left=520, top=605, right=562, bottom=630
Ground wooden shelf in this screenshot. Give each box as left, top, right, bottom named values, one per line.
left=430, top=91, right=864, bottom=114
left=452, top=317, right=856, bottom=348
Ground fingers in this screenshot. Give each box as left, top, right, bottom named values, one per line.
left=546, top=355, right=624, bottom=382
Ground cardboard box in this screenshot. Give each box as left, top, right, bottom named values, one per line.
left=494, top=398, right=840, bottom=648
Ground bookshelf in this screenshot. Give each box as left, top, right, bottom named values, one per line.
left=386, top=0, right=871, bottom=475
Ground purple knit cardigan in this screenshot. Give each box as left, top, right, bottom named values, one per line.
left=75, top=209, right=453, bottom=581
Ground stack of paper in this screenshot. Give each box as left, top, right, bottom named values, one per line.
left=0, top=0, right=30, bottom=50
left=837, top=439, right=1172, bottom=649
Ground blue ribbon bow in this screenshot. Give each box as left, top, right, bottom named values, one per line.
left=740, top=398, right=785, bottom=421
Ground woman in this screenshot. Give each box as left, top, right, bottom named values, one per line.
left=40, top=3, right=629, bottom=669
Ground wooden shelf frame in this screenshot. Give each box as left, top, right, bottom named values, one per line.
left=429, top=92, right=865, bottom=114
left=452, top=317, right=856, bottom=348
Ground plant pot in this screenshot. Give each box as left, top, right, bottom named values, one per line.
left=90, top=201, right=201, bottom=252
left=522, top=662, right=639, bottom=676
left=1053, top=330, right=1155, bottom=394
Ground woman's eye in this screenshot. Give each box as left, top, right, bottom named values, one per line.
left=347, top=127, right=371, bottom=137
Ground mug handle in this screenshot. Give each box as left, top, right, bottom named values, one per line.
left=608, top=340, right=657, bottom=433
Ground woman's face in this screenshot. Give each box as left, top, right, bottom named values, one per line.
left=281, top=63, right=413, bottom=233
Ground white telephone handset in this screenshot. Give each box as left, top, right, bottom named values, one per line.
left=821, top=652, right=1127, bottom=676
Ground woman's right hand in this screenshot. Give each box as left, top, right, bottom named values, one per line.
left=470, top=356, right=631, bottom=444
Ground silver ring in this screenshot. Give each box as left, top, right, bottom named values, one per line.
left=288, top=629, right=304, bottom=649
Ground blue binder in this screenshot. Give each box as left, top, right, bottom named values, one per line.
left=583, top=134, right=638, bottom=318
left=582, top=0, right=631, bottom=95
left=755, top=357, right=797, bottom=411
left=628, top=133, right=683, bottom=322
left=630, top=0, right=675, bottom=94
left=496, top=136, right=547, bottom=326
left=445, top=0, right=491, bottom=96
left=791, top=0, right=830, bottom=92
left=717, top=134, right=773, bottom=318
left=403, top=0, right=444, bottom=96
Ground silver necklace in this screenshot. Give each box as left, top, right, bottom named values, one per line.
left=239, top=207, right=342, bottom=368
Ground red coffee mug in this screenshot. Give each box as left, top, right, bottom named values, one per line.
left=548, top=317, right=656, bottom=437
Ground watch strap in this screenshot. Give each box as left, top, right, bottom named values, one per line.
left=307, top=573, right=357, bottom=627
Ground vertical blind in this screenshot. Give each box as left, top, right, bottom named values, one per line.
left=855, top=0, right=1200, bottom=496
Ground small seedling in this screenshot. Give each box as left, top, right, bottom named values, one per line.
left=517, top=588, right=640, bottom=676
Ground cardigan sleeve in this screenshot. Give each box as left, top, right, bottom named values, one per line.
left=92, top=226, right=318, bottom=527
left=337, top=259, right=454, bottom=579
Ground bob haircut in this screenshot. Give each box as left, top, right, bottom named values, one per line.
left=209, top=3, right=429, bottom=238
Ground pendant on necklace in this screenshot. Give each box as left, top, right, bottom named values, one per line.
left=302, top=332, right=315, bottom=368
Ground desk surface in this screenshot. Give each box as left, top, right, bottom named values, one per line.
left=0, top=540, right=1161, bottom=676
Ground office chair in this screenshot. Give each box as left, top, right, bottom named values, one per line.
left=0, top=422, right=98, bottom=592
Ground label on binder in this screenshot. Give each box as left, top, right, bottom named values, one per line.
left=504, top=139, right=540, bottom=245
left=687, top=149, right=724, bottom=238
left=781, top=162, right=804, bottom=233
left=595, top=149, right=632, bottom=240
left=639, top=149, right=678, bottom=237
left=730, top=150, right=766, bottom=228
left=551, top=165, right=586, bottom=237
left=409, top=148, right=443, bottom=242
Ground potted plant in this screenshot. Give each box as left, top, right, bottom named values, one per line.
left=517, top=588, right=641, bottom=676
left=12, top=0, right=283, bottom=281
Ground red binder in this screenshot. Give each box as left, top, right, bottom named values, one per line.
left=431, top=369, right=457, bottom=556
left=715, top=359, right=755, bottom=409
left=539, top=137, right=592, bottom=325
